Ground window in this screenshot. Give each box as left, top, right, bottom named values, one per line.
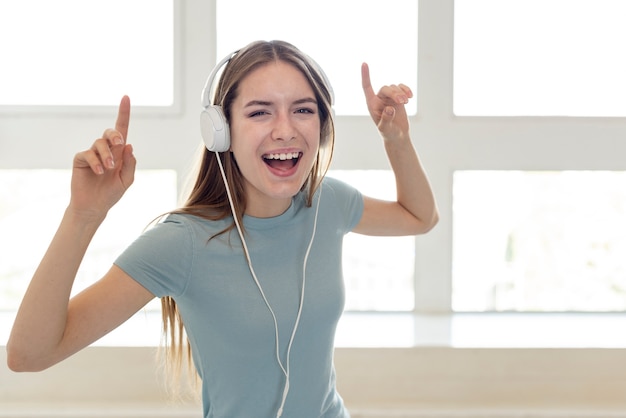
left=6, top=1, right=622, bottom=352
left=0, top=170, right=178, bottom=311
left=454, top=0, right=626, bottom=116
left=216, top=0, right=418, bottom=116
left=0, top=0, right=175, bottom=107
left=453, top=171, right=626, bottom=312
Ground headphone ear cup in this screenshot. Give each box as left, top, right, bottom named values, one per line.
left=200, top=105, right=231, bottom=152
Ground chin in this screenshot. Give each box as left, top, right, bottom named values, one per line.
left=267, top=182, right=307, bottom=200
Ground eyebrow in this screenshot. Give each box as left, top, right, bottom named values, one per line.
left=243, top=97, right=318, bottom=108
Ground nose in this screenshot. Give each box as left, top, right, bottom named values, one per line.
left=271, top=111, right=296, bottom=141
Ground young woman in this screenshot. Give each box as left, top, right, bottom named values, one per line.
left=7, top=40, right=438, bottom=418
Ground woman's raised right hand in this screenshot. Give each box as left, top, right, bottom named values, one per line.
left=69, top=96, right=136, bottom=220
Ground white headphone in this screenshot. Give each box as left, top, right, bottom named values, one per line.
left=200, top=52, right=237, bottom=152
left=200, top=49, right=335, bottom=153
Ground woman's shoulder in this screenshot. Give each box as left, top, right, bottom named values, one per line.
left=321, top=175, right=361, bottom=198
left=319, top=175, right=364, bottom=231
left=146, top=211, right=230, bottom=239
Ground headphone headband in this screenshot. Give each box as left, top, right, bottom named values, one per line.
left=201, top=51, right=238, bottom=109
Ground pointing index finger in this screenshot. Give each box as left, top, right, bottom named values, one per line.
left=115, top=95, right=131, bottom=142
left=361, top=62, right=376, bottom=100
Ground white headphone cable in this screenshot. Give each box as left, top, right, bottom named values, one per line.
left=277, top=179, right=321, bottom=417
left=214, top=153, right=321, bottom=417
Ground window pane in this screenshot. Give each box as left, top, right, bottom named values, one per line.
left=0, top=170, right=177, bottom=310
left=0, top=0, right=174, bottom=106
left=216, top=0, right=418, bottom=116
left=452, top=171, right=626, bottom=312
left=329, top=170, right=415, bottom=311
left=454, top=0, right=626, bottom=116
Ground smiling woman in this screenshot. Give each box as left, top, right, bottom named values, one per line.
left=6, top=39, right=438, bottom=418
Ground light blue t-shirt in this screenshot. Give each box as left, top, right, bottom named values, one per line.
left=115, top=176, right=363, bottom=418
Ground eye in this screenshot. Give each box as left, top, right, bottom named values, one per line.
left=249, top=110, right=269, bottom=117
left=295, top=107, right=315, bottom=115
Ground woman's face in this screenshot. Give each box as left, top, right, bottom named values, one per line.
left=229, top=60, right=321, bottom=218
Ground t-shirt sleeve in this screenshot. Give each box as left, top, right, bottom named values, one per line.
left=114, top=214, right=194, bottom=298
left=322, top=176, right=364, bottom=233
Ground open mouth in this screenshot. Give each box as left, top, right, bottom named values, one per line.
left=262, top=152, right=302, bottom=171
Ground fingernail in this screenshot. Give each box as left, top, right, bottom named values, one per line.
left=107, top=157, right=115, bottom=169
left=113, top=136, right=124, bottom=146
left=96, top=165, right=104, bottom=175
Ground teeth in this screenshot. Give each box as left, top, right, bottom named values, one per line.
left=264, top=152, right=300, bottom=160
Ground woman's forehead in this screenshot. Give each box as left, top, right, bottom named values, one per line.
left=237, top=61, right=315, bottom=99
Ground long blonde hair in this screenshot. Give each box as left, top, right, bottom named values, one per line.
left=161, top=40, right=335, bottom=380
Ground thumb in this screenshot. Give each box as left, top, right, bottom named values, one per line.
left=378, top=106, right=396, bottom=131
left=119, top=144, right=136, bottom=190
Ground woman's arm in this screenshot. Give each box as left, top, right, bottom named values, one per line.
left=6, top=97, right=154, bottom=371
left=353, top=63, right=439, bottom=236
